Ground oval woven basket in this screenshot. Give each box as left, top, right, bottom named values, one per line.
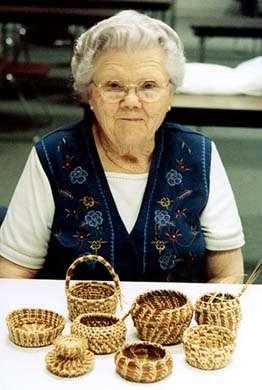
left=71, top=313, right=127, bottom=354
left=115, top=341, right=173, bottom=383
left=195, top=292, right=241, bottom=332
left=46, top=335, right=95, bottom=377
left=182, top=324, right=236, bottom=370
left=65, top=254, right=121, bottom=321
left=6, top=308, right=65, bottom=347
left=131, top=289, right=193, bottom=345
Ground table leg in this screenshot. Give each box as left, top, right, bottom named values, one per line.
left=199, top=36, right=206, bottom=62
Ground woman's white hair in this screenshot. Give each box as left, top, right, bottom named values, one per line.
left=71, top=10, right=185, bottom=103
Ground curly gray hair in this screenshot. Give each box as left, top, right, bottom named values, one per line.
left=71, top=10, right=185, bottom=103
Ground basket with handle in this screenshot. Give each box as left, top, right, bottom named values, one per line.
left=115, top=341, right=173, bottom=383
left=195, top=261, right=262, bottom=332
left=182, top=324, right=236, bottom=370
left=195, top=292, right=241, bottom=332
left=65, top=254, right=121, bottom=321
left=130, top=289, right=193, bottom=345
left=71, top=312, right=127, bottom=354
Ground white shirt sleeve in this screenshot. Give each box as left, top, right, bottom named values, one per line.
left=0, top=147, right=54, bottom=269
left=200, top=142, right=245, bottom=250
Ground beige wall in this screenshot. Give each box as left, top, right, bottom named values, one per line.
left=176, top=0, right=234, bottom=17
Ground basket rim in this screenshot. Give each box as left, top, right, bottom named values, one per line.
left=66, top=280, right=116, bottom=302
left=196, top=292, right=239, bottom=305
left=182, top=324, right=235, bottom=348
left=134, top=289, right=191, bottom=312
left=74, top=312, right=123, bottom=329
left=6, top=308, right=65, bottom=331
left=116, top=341, right=169, bottom=362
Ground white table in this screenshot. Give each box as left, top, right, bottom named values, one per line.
left=0, top=279, right=261, bottom=390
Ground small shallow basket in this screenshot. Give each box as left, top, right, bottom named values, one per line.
left=6, top=308, right=65, bottom=347
left=182, top=324, right=236, bottom=370
left=131, top=289, right=193, bottom=345
left=115, top=341, right=173, bottom=383
left=195, top=292, right=241, bottom=332
left=71, top=313, right=127, bottom=354
left=65, top=254, right=121, bottom=321
left=46, top=335, right=95, bottom=377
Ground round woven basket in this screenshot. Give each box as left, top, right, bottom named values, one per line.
left=46, top=335, right=94, bottom=377
left=115, top=341, right=173, bottom=383
left=131, top=289, right=193, bottom=345
left=71, top=313, right=127, bottom=354
left=65, top=254, right=121, bottom=321
left=6, top=308, right=65, bottom=347
left=182, top=324, right=236, bottom=370
left=195, top=292, right=241, bottom=332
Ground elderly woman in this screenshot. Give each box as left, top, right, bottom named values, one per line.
left=0, top=11, right=244, bottom=282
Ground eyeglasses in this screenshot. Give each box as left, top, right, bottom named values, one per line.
left=90, top=80, right=171, bottom=103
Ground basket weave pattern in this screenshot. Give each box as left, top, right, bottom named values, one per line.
left=71, top=313, right=126, bottom=354
left=115, top=342, right=173, bottom=383
left=182, top=325, right=236, bottom=370
left=195, top=293, right=241, bottom=332
left=6, top=308, right=65, bottom=347
left=46, top=335, right=94, bottom=377
left=131, top=289, right=193, bottom=345
left=65, top=254, right=121, bottom=321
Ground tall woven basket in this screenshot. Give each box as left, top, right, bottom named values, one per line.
left=195, top=292, right=241, bottom=332
left=65, top=254, right=121, bottom=321
left=131, top=289, right=193, bottom=345
left=194, top=262, right=262, bottom=332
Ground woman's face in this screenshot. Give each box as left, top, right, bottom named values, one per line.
left=88, top=47, right=173, bottom=149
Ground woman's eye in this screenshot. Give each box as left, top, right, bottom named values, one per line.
left=142, top=82, right=158, bottom=90
left=105, top=81, right=123, bottom=90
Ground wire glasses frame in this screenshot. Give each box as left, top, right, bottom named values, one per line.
left=90, top=80, right=173, bottom=103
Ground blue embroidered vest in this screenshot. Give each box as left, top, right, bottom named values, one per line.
left=36, top=112, right=211, bottom=282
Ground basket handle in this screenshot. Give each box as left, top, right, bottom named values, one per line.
left=65, top=254, right=121, bottom=305
left=121, top=301, right=136, bottom=322
left=238, top=260, right=262, bottom=297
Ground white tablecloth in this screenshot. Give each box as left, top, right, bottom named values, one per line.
left=0, top=279, right=261, bottom=390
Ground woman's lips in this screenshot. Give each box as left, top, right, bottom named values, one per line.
left=120, top=118, right=143, bottom=121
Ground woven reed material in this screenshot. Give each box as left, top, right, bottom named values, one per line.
left=65, top=254, right=121, bottom=321
left=115, top=342, right=173, bottom=383
left=71, top=313, right=126, bottom=354
left=195, top=293, right=241, bottom=332
left=131, top=289, right=193, bottom=345
left=46, top=335, right=94, bottom=377
left=182, top=325, right=236, bottom=370
left=6, top=308, right=65, bottom=347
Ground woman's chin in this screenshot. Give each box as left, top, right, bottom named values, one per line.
left=115, top=127, right=152, bottom=146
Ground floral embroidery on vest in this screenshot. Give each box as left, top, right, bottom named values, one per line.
left=69, top=166, right=88, bottom=184
left=166, top=169, right=183, bottom=186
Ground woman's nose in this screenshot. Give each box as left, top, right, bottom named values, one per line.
left=119, top=89, right=142, bottom=109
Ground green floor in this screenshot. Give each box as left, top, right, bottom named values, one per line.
left=0, top=13, right=261, bottom=282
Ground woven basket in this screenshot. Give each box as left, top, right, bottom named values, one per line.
left=115, top=341, right=173, bottom=383
left=71, top=313, right=127, bottom=354
left=182, top=325, right=236, bottom=370
left=46, top=335, right=94, bottom=377
left=65, top=254, right=121, bottom=321
left=6, top=308, right=65, bottom=347
left=131, top=289, right=193, bottom=345
left=195, top=292, right=241, bottom=332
